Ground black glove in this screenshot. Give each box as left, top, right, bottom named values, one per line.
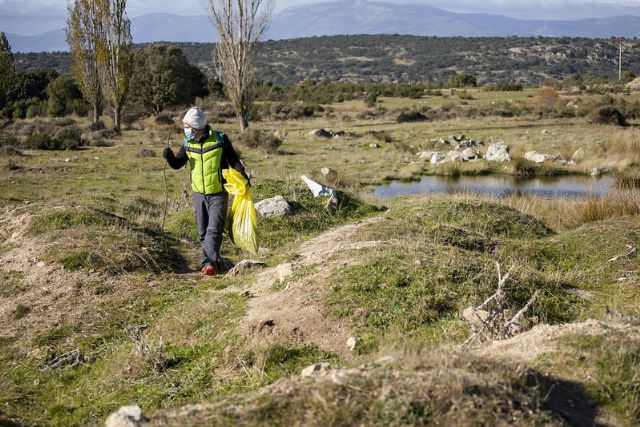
left=163, top=147, right=173, bottom=160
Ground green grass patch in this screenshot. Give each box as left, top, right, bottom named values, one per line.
left=420, top=199, right=555, bottom=239
left=562, top=333, right=640, bottom=424
left=252, top=178, right=380, bottom=250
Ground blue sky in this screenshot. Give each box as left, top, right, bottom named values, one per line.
left=2, top=0, right=640, bottom=35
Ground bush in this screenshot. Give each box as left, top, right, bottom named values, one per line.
left=137, top=148, right=157, bottom=158
left=26, top=101, right=47, bottom=118
left=0, top=133, right=20, bottom=147
left=397, top=110, right=428, bottom=123
left=537, top=87, right=559, bottom=108
left=155, top=114, right=174, bottom=125
left=23, top=133, right=56, bottom=150
left=54, top=127, right=83, bottom=150
left=236, top=129, right=282, bottom=153
left=589, top=107, right=627, bottom=126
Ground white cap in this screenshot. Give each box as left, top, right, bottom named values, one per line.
left=183, top=106, right=207, bottom=130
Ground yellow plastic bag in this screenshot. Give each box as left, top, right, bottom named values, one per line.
left=223, top=168, right=258, bottom=255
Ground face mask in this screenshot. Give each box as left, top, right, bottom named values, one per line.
left=184, top=128, right=195, bottom=140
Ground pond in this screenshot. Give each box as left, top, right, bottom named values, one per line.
left=371, top=175, right=617, bottom=199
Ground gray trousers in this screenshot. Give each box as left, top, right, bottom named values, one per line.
left=192, top=192, right=228, bottom=268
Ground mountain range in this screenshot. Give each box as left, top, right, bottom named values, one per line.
left=5, top=0, right=640, bottom=53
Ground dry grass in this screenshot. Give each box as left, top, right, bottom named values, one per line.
left=573, top=189, right=640, bottom=225
left=148, top=350, right=592, bottom=427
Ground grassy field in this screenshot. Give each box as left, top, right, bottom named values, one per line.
left=1, top=89, right=639, bottom=425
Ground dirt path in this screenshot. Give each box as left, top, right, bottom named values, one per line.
left=240, top=217, right=384, bottom=358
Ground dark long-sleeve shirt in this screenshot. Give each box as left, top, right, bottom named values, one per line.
left=165, top=126, right=249, bottom=183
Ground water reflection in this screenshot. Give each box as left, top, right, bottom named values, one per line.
left=372, top=175, right=617, bottom=199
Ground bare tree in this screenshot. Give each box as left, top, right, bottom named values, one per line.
left=66, top=0, right=105, bottom=125
left=206, top=0, right=273, bottom=131
left=99, top=0, right=133, bottom=131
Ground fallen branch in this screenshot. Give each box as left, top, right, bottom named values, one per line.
left=40, top=349, right=84, bottom=372
left=608, top=245, right=637, bottom=262
left=458, top=263, right=539, bottom=350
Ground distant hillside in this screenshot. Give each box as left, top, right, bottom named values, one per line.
left=13, top=35, right=638, bottom=86
left=5, top=1, right=640, bottom=53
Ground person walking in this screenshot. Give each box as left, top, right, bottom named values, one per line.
left=163, top=106, right=248, bottom=276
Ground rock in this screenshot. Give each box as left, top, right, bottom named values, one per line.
left=225, top=260, right=266, bottom=278
left=448, top=136, right=458, bottom=145
left=105, top=405, right=147, bottom=427
left=524, top=151, right=553, bottom=163
left=590, top=168, right=602, bottom=177
left=301, top=362, right=331, bottom=377
left=301, top=175, right=337, bottom=198
left=462, top=148, right=480, bottom=161
left=347, top=336, right=357, bottom=351
left=418, top=151, right=434, bottom=160
left=430, top=152, right=445, bottom=165
left=541, top=129, right=550, bottom=134
left=277, top=263, right=293, bottom=284
left=485, top=143, right=511, bottom=162
left=255, top=195, right=293, bottom=218
left=369, top=143, right=380, bottom=148
left=320, top=167, right=337, bottom=179
left=462, top=307, right=490, bottom=328
left=442, top=150, right=464, bottom=163
left=572, top=148, right=586, bottom=162
left=309, top=128, right=333, bottom=138
left=567, top=160, right=577, bottom=166
left=332, top=130, right=346, bottom=138
left=258, top=247, right=271, bottom=256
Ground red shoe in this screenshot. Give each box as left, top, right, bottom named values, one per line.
left=202, top=264, right=217, bottom=276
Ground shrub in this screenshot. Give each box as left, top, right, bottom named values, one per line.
left=155, top=114, right=174, bottom=125
left=537, top=87, right=559, bottom=108
left=589, top=106, right=627, bottom=126
left=0, top=133, right=20, bottom=147
left=137, top=148, right=157, bottom=158
left=54, top=127, right=83, bottom=150
left=397, top=110, right=428, bottom=123
left=23, top=133, right=56, bottom=150
left=236, top=129, right=282, bottom=153
left=26, top=101, right=47, bottom=118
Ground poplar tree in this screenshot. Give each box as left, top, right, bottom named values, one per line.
left=206, top=0, right=273, bottom=131
left=99, top=0, right=132, bottom=131
left=66, top=0, right=105, bottom=124
left=0, top=32, right=15, bottom=110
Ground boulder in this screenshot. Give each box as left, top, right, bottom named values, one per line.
left=485, top=143, right=511, bottom=162
left=448, top=136, right=459, bottom=145
left=254, top=195, right=293, bottom=218
left=309, top=128, right=333, bottom=138
left=443, top=150, right=464, bottom=163
left=369, top=143, right=380, bottom=148
left=332, top=130, right=346, bottom=138
left=430, top=152, right=445, bottom=165
left=301, top=362, right=331, bottom=377
left=590, top=168, right=602, bottom=177
left=277, top=263, right=293, bottom=284
left=524, top=151, right=553, bottom=163
left=572, top=148, right=586, bottom=162
left=462, top=148, right=480, bottom=161
left=417, top=151, right=434, bottom=160
left=105, top=405, right=147, bottom=427
left=347, top=336, right=357, bottom=351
